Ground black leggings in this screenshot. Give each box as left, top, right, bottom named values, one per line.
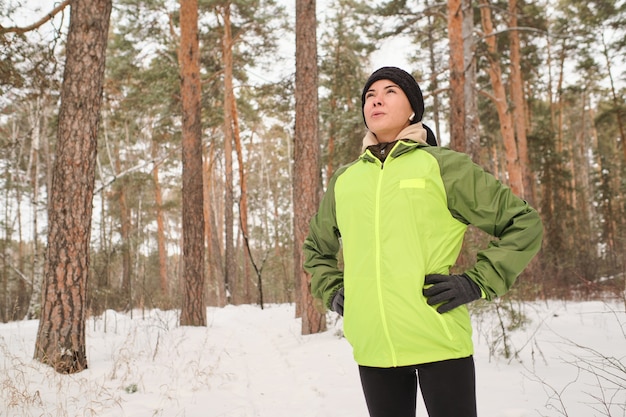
left=358, top=356, right=477, bottom=417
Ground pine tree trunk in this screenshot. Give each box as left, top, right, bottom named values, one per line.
left=115, top=139, right=132, bottom=310
left=448, top=0, right=465, bottom=151
left=295, top=0, right=325, bottom=334
left=179, top=0, right=206, bottom=326
left=33, top=102, right=50, bottom=312
left=230, top=65, right=251, bottom=304
left=422, top=12, right=441, bottom=143
left=572, top=91, right=592, bottom=258
left=221, top=3, right=236, bottom=305
left=203, top=143, right=226, bottom=307
left=34, top=0, right=112, bottom=374
left=151, top=141, right=168, bottom=299
left=203, top=151, right=216, bottom=306
left=508, top=0, right=534, bottom=203
left=2, top=164, right=9, bottom=321
left=462, top=0, right=480, bottom=161
left=599, top=35, right=626, bottom=162
left=479, top=0, right=523, bottom=196
left=24, top=100, right=43, bottom=320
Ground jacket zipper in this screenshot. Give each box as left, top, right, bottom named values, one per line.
left=375, top=158, right=397, bottom=366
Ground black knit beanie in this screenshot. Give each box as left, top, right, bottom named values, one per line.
left=361, top=67, right=425, bottom=126
left=361, top=67, right=437, bottom=146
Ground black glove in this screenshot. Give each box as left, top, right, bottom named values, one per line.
left=331, top=287, right=344, bottom=316
left=423, top=274, right=481, bottom=314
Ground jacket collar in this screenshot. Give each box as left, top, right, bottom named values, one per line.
left=361, top=139, right=422, bottom=164
left=361, top=122, right=428, bottom=153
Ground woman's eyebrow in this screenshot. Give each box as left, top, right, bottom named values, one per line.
left=367, top=83, right=400, bottom=94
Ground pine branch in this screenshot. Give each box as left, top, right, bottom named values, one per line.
left=0, top=0, right=70, bottom=35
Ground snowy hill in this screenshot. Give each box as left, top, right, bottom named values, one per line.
left=1, top=301, right=624, bottom=417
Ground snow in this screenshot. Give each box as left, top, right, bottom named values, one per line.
left=1, top=301, right=624, bottom=417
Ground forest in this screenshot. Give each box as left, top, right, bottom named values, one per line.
left=0, top=0, right=625, bottom=372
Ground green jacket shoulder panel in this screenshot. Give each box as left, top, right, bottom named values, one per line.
left=421, top=147, right=544, bottom=299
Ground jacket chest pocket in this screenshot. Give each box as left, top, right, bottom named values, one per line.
left=399, top=178, right=426, bottom=189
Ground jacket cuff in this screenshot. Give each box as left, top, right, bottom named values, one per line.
left=327, top=286, right=343, bottom=310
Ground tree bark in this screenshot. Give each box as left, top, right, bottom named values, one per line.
left=295, top=0, right=325, bottom=334
left=448, top=0, right=465, bottom=151
left=151, top=141, right=169, bottom=299
left=203, top=142, right=226, bottom=306
left=227, top=25, right=251, bottom=304
left=462, top=0, right=481, bottom=162
left=508, top=0, right=534, bottom=202
left=115, top=136, right=132, bottom=311
left=33, top=0, right=112, bottom=374
left=479, top=0, right=523, bottom=196
left=179, top=0, right=206, bottom=326
left=600, top=34, right=626, bottom=163
left=24, top=99, right=43, bottom=321
left=221, top=2, right=236, bottom=305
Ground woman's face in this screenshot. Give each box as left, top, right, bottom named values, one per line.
left=363, top=79, right=413, bottom=142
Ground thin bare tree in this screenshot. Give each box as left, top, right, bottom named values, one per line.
left=448, top=0, right=465, bottom=151
left=151, top=140, right=169, bottom=299
left=219, top=2, right=236, bottom=305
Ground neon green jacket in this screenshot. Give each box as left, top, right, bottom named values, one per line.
left=303, top=141, right=543, bottom=367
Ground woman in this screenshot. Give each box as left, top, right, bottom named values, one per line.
left=303, top=67, right=543, bottom=417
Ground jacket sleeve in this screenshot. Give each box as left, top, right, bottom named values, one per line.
left=302, top=174, right=344, bottom=310
left=435, top=148, right=543, bottom=300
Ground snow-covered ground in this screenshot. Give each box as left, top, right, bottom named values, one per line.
left=1, top=300, right=624, bottom=417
